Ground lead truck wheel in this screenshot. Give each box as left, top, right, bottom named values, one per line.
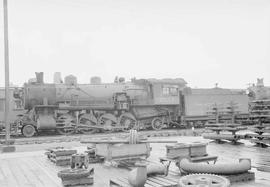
left=21, top=124, right=36, bottom=137
left=151, top=117, right=164, bottom=130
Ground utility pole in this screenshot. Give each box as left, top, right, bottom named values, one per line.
left=3, top=0, right=11, bottom=145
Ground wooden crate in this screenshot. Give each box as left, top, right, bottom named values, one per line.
left=189, top=142, right=207, bottom=157
left=166, top=143, right=190, bottom=158
left=46, top=148, right=77, bottom=166
left=166, top=142, right=208, bottom=158
left=96, top=143, right=151, bottom=161
left=49, top=156, right=71, bottom=166
left=46, top=148, right=77, bottom=157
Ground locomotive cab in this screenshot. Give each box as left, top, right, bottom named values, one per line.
left=129, top=78, right=187, bottom=130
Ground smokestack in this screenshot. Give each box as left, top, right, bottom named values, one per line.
left=35, top=72, right=44, bottom=84
left=64, top=75, right=77, bottom=85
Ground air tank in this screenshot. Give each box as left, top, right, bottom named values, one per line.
left=64, top=75, right=77, bottom=85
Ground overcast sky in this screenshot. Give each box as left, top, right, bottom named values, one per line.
left=0, top=0, right=270, bottom=88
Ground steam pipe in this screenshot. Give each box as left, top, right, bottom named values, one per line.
left=180, top=158, right=251, bottom=175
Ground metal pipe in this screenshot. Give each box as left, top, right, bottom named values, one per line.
left=3, top=0, right=10, bottom=142
left=202, top=133, right=241, bottom=141
left=180, top=158, right=251, bottom=175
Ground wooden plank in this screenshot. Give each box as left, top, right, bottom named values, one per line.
left=144, top=184, right=155, bottom=187
left=24, top=157, right=48, bottom=187
left=162, top=176, right=179, bottom=183
left=19, top=157, right=46, bottom=187
left=112, top=176, right=176, bottom=187
left=25, top=157, right=60, bottom=187
left=0, top=163, right=6, bottom=181
left=6, top=158, right=32, bottom=187
left=50, top=158, right=71, bottom=166
left=0, top=161, right=9, bottom=187
left=256, top=166, right=270, bottom=172
left=147, top=177, right=171, bottom=186
left=95, top=164, right=119, bottom=186
left=156, top=176, right=178, bottom=183
left=117, top=177, right=133, bottom=186
left=31, top=156, right=62, bottom=186
left=1, top=159, right=19, bottom=187
left=62, top=176, right=93, bottom=186
left=110, top=178, right=131, bottom=187
left=145, top=179, right=163, bottom=187
left=190, top=155, right=218, bottom=163
left=151, top=176, right=178, bottom=186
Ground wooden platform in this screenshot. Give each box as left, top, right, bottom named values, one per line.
left=0, top=136, right=270, bottom=187
left=224, top=172, right=255, bottom=183
left=110, top=176, right=178, bottom=187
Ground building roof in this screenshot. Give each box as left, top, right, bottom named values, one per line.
left=133, top=78, right=187, bottom=86
left=184, top=87, right=246, bottom=95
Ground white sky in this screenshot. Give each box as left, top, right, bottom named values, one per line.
left=0, top=0, right=270, bottom=88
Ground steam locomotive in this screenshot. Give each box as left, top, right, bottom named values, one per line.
left=0, top=73, right=249, bottom=137
left=2, top=73, right=187, bottom=137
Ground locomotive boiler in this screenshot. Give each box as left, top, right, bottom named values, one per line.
left=13, top=73, right=187, bottom=137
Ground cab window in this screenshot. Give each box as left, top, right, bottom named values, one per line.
left=169, top=87, right=178, bottom=96
left=162, top=87, right=170, bottom=95
left=162, top=85, right=178, bottom=96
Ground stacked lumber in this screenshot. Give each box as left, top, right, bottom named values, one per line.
left=248, top=100, right=270, bottom=147
left=85, top=146, right=104, bottom=163
left=206, top=101, right=241, bottom=124
left=203, top=123, right=246, bottom=144
left=45, top=147, right=77, bottom=166
left=58, top=168, right=94, bottom=187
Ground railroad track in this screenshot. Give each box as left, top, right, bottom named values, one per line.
left=0, top=128, right=204, bottom=145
